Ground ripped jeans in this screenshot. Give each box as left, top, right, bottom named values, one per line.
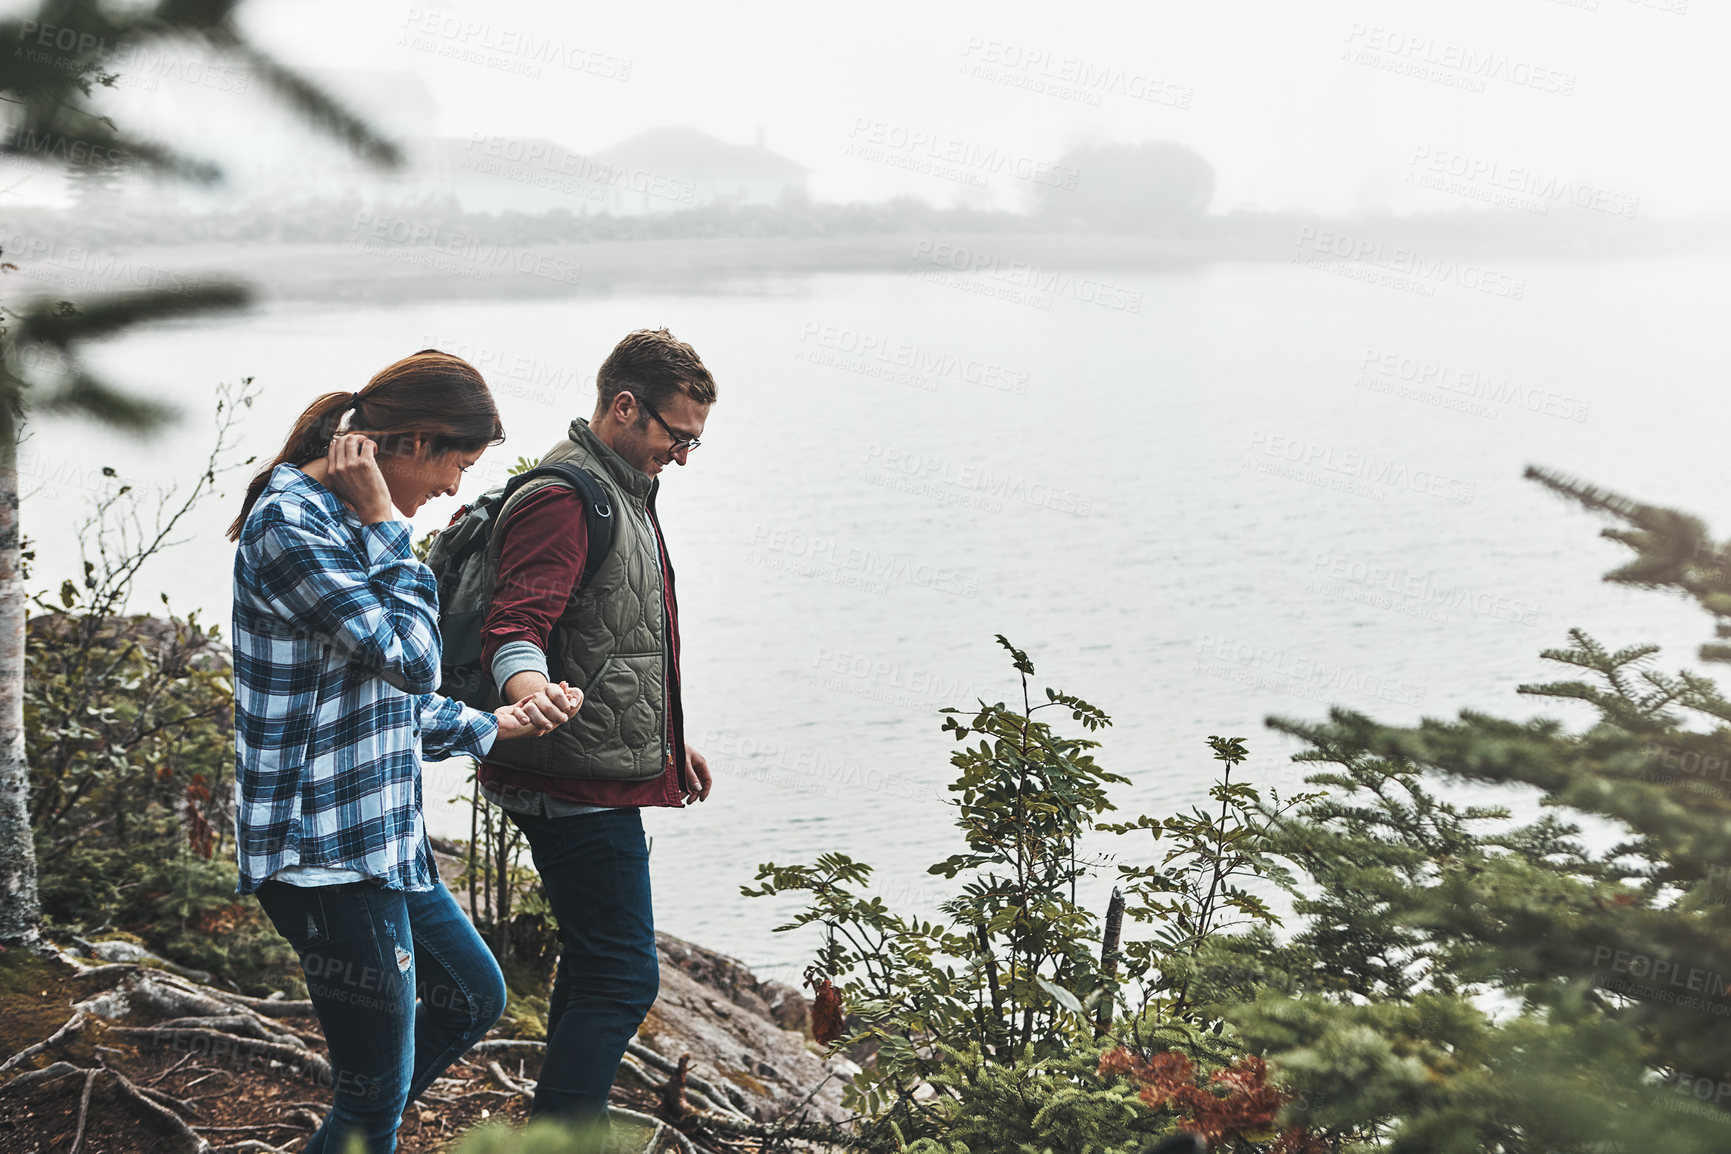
left=255, top=879, right=506, bottom=1154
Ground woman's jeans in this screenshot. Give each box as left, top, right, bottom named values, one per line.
left=255, top=878, right=506, bottom=1154
left=505, top=806, right=660, bottom=1123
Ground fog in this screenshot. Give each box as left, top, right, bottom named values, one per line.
left=8, top=0, right=1730, bottom=218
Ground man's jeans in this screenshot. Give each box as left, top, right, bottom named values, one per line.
left=255, top=879, right=506, bottom=1154
left=506, top=806, right=660, bottom=1121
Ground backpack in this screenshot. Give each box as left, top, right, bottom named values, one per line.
left=425, top=461, right=617, bottom=708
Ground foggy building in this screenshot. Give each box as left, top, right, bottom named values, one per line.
left=586, top=126, right=808, bottom=215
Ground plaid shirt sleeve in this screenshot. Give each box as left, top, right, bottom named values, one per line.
left=249, top=507, right=443, bottom=693
left=418, top=692, right=498, bottom=761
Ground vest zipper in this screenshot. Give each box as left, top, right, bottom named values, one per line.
left=647, top=501, right=670, bottom=779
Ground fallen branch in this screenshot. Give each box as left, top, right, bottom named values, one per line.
left=686, top=1109, right=854, bottom=1144
left=484, top=1059, right=535, bottom=1100
left=0, top=1010, right=87, bottom=1077
left=626, top=1041, right=754, bottom=1119
left=607, top=1104, right=684, bottom=1154
left=145, top=1051, right=199, bottom=1087
left=467, top=1038, right=546, bottom=1057
left=618, top=1053, right=744, bottom=1122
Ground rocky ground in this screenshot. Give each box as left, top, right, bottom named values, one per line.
left=0, top=926, right=852, bottom=1154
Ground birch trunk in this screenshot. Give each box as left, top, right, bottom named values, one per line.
left=0, top=422, right=39, bottom=945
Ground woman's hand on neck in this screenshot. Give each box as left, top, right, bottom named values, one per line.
left=302, top=435, right=399, bottom=524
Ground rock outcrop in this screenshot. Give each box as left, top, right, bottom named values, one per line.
left=644, top=935, right=853, bottom=1123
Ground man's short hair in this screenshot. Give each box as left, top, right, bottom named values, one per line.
left=596, top=328, right=716, bottom=412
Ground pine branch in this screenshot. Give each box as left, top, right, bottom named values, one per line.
left=211, top=38, right=402, bottom=168
left=14, top=283, right=250, bottom=347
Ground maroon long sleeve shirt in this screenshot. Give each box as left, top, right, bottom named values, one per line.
left=477, top=485, right=685, bottom=808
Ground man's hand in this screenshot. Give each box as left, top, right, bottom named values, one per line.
left=325, top=433, right=395, bottom=524
left=515, top=680, right=581, bottom=734
left=681, top=745, right=712, bottom=803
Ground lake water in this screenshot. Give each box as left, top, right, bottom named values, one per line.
left=32, top=255, right=1731, bottom=983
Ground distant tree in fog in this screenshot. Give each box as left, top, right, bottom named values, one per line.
left=1036, top=141, right=1214, bottom=233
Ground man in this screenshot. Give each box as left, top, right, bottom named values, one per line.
left=476, top=328, right=715, bottom=1125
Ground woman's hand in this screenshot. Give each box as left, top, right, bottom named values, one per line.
left=493, top=703, right=539, bottom=742
left=325, top=433, right=396, bottom=524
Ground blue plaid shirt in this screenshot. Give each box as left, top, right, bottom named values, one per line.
left=232, top=464, right=498, bottom=894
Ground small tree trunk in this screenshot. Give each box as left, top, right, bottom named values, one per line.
left=1095, top=887, right=1124, bottom=1036
left=0, top=433, right=41, bottom=945
left=493, top=809, right=513, bottom=964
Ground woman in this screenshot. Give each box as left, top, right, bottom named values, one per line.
left=227, top=349, right=577, bottom=1154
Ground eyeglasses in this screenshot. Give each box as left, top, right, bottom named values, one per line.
left=635, top=395, right=701, bottom=453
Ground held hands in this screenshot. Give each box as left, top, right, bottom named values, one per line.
left=493, top=680, right=582, bottom=742
left=326, top=433, right=396, bottom=524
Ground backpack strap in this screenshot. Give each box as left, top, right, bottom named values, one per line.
left=491, top=462, right=617, bottom=593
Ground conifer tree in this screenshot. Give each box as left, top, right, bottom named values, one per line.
left=1226, top=467, right=1731, bottom=1150
left=0, top=0, right=397, bottom=945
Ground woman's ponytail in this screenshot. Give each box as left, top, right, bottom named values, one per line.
left=227, top=351, right=501, bottom=541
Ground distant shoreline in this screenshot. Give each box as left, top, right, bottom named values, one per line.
left=5, top=227, right=1723, bottom=305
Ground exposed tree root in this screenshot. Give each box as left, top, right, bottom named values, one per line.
left=0, top=1009, right=87, bottom=1076
left=108, top=1025, right=334, bottom=1086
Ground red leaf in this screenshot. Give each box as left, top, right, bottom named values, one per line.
left=805, top=966, right=846, bottom=1046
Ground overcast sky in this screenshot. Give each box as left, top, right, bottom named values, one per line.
left=16, top=0, right=1731, bottom=215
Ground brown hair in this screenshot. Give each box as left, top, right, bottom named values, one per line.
left=595, top=328, right=717, bottom=414
left=227, top=349, right=505, bottom=540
